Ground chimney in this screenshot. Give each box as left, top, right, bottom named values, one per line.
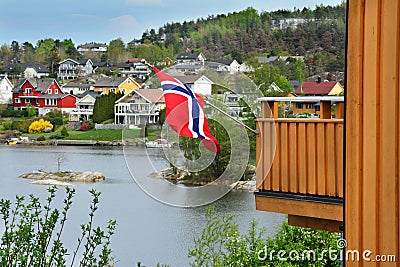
left=317, top=76, right=321, bottom=83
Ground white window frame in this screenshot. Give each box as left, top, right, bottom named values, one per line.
left=25, top=99, right=30, bottom=104
left=15, top=98, right=21, bottom=104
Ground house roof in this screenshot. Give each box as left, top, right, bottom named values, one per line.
left=127, top=58, right=144, bottom=63
left=116, top=88, right=164, bottom=104
left=58, top=58, right=92, bottom=66
left=92, top=76, right=131, bottom=87
left=212, top=59, right=236, bottom=66
left=62, top=83, right=92, bottom=89
left=78, top=90, right=101, bottom=99
left=3, top=63, right=50, bottom=73
left=37, top=94, right=76, bottom=99
left=93, top=62, right=111, bottom=68
left=136, top=89, right=165, bottom=103
left=176, top=52, right=203, bottom=60
left=175, top=75, right=202, bottom=84
left=77, top=43, right=107, bottom=49
left=12, top=78, right=58, bottom=93
left=294, top=81, right=341, bottom=95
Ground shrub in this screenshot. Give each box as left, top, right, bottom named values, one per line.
left=29, top=119, right=53, bottom=133
left=80, top=122, right=91, bottom=131
left=60, top=126, right=69, bottom=137
left=48, top=117, right=63, bottom=127
left=11, top=118, right=36, bottom=133
left=1, top=109, right=26, bottom=118
left=37, top=135, right=46, bottom=141
left=49, top=134, right=64, bottom=139
left=2, top=121, right=12, bottom=130
left=0, top=186, right=117, bottom=266
left=188, top=207, right=340, bottom=267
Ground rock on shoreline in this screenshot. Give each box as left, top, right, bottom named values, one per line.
left=20, top=171, right=105, bottom=184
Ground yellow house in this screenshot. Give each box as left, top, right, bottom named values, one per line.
left=92, top=76, right=139, bottom=95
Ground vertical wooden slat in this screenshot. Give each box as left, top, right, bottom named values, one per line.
left=263, top=121, right=272, bottom=190
left=346, top=0, right=364, bottom=261
left=307, top=123, right=317, bottom=195
left=256, top=122, right=264, bottom=190
left=336, top=123, right=344, bottom=198
left=280, top=123, right=289, bottom=192
left=272, top=122, right=281, bottom=191
left=362, top=0, right=379, bottom=255
left=326, top=123, right=336, bottom=196
left=289, top=123, right=298, bottom=193
left=297, top=123, right=307, bottom=194
left=316, top=123, right=326, bottom=195
left=379, top=0, right=399, bottom=258
left=255, top=121, right=263, bottom=190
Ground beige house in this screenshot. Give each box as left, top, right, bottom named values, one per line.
left=114, top=89, right=165, bottom=126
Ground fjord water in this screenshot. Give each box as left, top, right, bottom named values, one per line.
left=0, top=145, right=284, bottom=266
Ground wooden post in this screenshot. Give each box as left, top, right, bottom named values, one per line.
left=319, top=100, right=331, bottom=119
left=261, top=101, right=278, bottom=118
left=346, top=0, right=400, bottom=265
left=335, top=102, right=344, bottom=119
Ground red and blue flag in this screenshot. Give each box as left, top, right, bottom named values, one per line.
left=152, top=66, right=220, bottom=153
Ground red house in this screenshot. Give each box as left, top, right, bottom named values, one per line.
left=12, top=78, right=77, bottom=116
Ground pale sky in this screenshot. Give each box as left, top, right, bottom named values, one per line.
left=0, top=0, right=344, bottom=46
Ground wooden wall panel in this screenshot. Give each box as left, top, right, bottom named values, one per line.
left=346, top=0, right=400, bottom=265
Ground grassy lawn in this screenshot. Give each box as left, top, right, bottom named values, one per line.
left=12, top=121, right=162, bottom=142
left=64, top=129, right=124, bottom=141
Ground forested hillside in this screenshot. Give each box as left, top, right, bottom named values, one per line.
left=0, top=3, right=346, bottom=76
left=143, top=3, right=346, bottom=71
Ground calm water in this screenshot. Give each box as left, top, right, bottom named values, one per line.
left=0, top=144, right=284, bottom=266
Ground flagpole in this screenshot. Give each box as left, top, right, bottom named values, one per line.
left=143, top=60, right=259, bottom=135
left=203, top=99, right=259, bottom=135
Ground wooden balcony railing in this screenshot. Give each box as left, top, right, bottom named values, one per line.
left=255, top=97, right=344, bottom=231
left=257, top=118, right=343, bottom=197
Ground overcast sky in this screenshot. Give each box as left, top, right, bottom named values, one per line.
left=0, top=0, right=344, bottom=46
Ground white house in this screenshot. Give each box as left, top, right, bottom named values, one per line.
left=114, top=89, right=165, bottom=126
left=69, top=91, right=101, bottom=122
left=77, top=43, right=107, bottom=53
left=176, top=75, right=213, bottom=95
left=0, top=75, right=13, bottom=104
left=57, top=59, right=94, bottom=80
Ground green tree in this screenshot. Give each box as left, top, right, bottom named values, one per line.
left=92, top=92, right=123, bottom=123
left=107, top=38, right=128, bottom=64
left=0, top=44, right=13, bottom=65
left=293, top=59, right=306, bottom=84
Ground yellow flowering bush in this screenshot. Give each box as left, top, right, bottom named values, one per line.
left=28, top=119, right=53, bottom=133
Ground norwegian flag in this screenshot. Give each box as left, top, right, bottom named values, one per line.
left=152, top=66, right=220, bottom=153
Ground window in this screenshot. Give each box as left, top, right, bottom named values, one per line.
left=296, top=103, right=303, bottom=109
left=15, top=98, right=21, bottom=104
left=55, top=89, right=58, bottom=94
left=306, top=103, right=315, bottom=109
left=45, top=99, right=57, bottom=106
left=25, top=88, right=32, bottom=94
left=127, top=80, right=131, bottom=84
left=47, top=89, right=52, bottom=94
left=25, top=99, right=30, bottom=104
